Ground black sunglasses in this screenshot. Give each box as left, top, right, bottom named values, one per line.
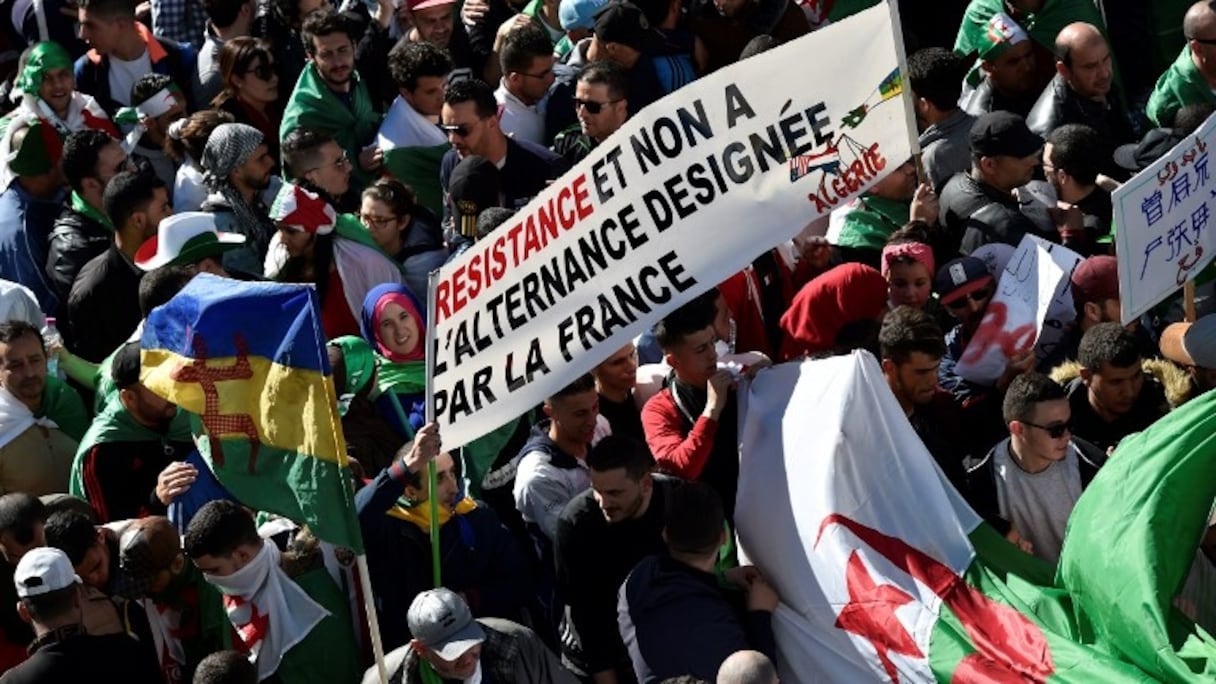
left=944, top=286, right=992, bottom=310
left=1021, top=420, right=1071, bottom=439
left=440, top=123, right=471, bottom=137
left=245, top=62, right=276, bottom=81
left=573, top=98, right=620, bottom=115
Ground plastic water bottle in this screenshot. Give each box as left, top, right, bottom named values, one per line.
left=42, top=318, right=63, bottom=379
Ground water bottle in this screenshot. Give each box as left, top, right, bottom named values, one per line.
left=42, top=318, right=63, bottom=379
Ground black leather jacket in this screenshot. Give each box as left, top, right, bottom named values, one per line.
left=1026, top=74, right=1135, bottom=146
left=938, top=173, right=1050, bottom=255
left=960, top=77, right=1037, bottom=119
left=45, top=207, right=110, bottom=321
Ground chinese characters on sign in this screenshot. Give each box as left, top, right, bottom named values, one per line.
left=1116, top=122, right=1216, bottom=325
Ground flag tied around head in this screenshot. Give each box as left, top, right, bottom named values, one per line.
left=734, top=352, right=1202, bottom=683
left=140, top=274, right=364, bottom=555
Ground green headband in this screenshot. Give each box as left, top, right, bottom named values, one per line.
left=15, top=42, right=72, bottom=96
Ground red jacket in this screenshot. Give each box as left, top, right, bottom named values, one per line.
left=641, top=387, right=718, bottom=480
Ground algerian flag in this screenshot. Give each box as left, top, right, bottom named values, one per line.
left=1058, top=388, right=1216, bottom=681
left=735, top=353, right=1165, bottom=682
left=376, top=97, right=450, bottom=220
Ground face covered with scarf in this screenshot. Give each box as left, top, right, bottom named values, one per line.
left=360, top=283, right=426, bottom=362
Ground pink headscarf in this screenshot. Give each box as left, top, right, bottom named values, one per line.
left=372, top=291, right=426, bottom=362
left=880, top=241, right=935, bottom=281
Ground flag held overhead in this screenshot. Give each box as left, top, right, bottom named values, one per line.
left=140, top=274, right=364, bottom=554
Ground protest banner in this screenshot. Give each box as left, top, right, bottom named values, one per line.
left=955, top=235, right=1078, bottom=385
left=428, top=3, right=915, bottom=451
left=1114, top=115, right=1216, bottom=325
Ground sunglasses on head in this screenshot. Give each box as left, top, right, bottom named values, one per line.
left=573, top=98, right=619, bottom=114
left=1022, top=420, right=1071, bottom=439
left=945, top=286, right=992, bottom=310
left=441, top=123, right=473, bottom=138
left=246, top=62, right=275, bottom=81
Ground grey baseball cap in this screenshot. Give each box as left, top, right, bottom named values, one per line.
left=407, top=588, right=486, bottom=660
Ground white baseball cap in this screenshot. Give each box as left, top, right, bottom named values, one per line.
left=134, top=212, right=246, bottom=271
left=14, top=547, right=80, bottom=598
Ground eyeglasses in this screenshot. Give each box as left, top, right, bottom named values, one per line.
left=306, top=152, right=349, bottom=174
left=360, top=213, right=397, bottom=228
left=1021, top=420, right=1071, bottom=439
left=944, top=286, right=992, bottom=310
left=440, top=123, right=473, bottom=138
left=517, top=67, right=553, bottom=80
left=245, top=62, right=276, bottom=81
left=573, top=98, right=621, bottom=115
left=1188, top=35, right=1216, bottom=46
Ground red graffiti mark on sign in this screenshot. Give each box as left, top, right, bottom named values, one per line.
left=1177, top=246, right=1206, bottom=284
left=958, top=301, right=1037, bottom=367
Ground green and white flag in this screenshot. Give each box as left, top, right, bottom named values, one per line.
left=1058, top=387, right=1216, bottom=681
left=735, top=352, right=1212, bottom=682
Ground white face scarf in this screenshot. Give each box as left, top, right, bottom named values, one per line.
left=204, top=542, right=330, bottom=681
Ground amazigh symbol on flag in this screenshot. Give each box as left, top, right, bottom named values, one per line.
left=878, top=69, right=903, bottom=100
left=169, top=334, right=260, bottom=472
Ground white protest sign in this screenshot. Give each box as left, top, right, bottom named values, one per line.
left=429, top=3, right=914, bottom=451
left=1029, top=236, right=1082, bottom=367
left=1114, top=117, right=1216, bottom=325
left=955, top=235, right=1075, bottom=385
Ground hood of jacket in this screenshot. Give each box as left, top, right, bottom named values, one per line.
left=1051, top=358, right=1193, bottom=409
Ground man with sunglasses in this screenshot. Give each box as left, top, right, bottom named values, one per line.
left=439, top=79, right=564, bottom=219
left=965, top=372, right=1106, bottom=563
left=553, top=61, right=629, bottom=167
left=1146, top=0, right=1216, bottom=127
left=935, top=256, right=1034, bottom=454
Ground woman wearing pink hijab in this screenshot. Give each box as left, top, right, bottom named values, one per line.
left=360, top=283, right=427, bottom=441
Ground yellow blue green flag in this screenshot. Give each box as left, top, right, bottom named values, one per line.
left=140, top=274, right=364, bottom=554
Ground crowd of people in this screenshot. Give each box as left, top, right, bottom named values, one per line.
left=0, top=0, right=1211, bottom=681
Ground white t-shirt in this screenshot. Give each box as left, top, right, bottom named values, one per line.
left=994, top=442, right=1083, bottom=564
left=494, top=80, right=546, bottom=146
left=108, top=51, right=152, bottom=106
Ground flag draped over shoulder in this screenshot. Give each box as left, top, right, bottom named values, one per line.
left=140, top=274, right=364, bottom=554
left=735, top=353, right=1157, bottom=682
left=1058, top=389, right=1216, bottom=681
